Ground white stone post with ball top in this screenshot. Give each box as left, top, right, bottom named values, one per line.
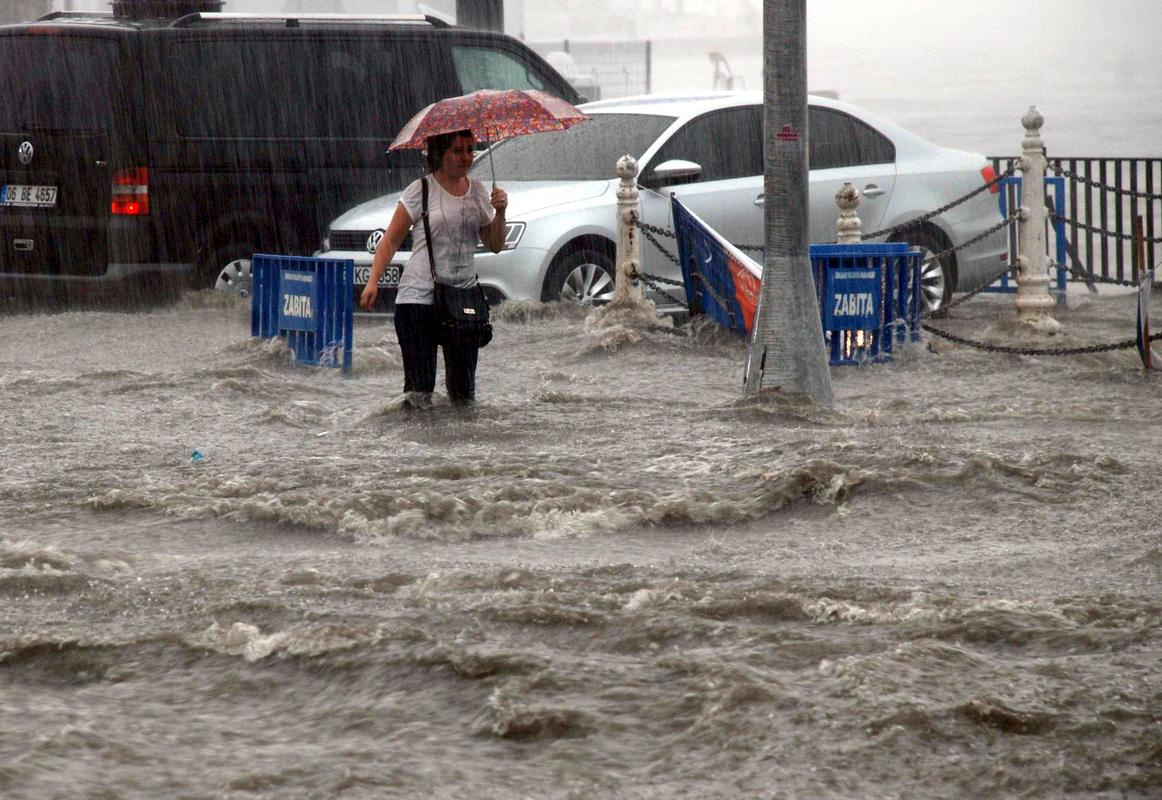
left=613, top=154, right=646, bottom=307
left=1016, top=106, right=1059, bottom=330
left=835, top=183, right=861, bottom=244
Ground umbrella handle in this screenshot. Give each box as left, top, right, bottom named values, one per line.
left=485, top=132, right=496, bottom=190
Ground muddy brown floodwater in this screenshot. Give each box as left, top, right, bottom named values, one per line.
left=1, top=288, right=1159, bottom=799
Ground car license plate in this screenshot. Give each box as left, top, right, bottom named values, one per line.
left=0, top=184, right=57, bottom=208
left=354, top=264, right=401, bottom=288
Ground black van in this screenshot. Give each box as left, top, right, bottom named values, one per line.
left=0, top=0, right=578, bottom=304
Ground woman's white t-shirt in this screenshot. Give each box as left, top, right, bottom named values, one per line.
left=395, top=176, right=496, bottom=306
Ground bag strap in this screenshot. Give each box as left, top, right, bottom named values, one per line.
left=421, top=176, right=483, bottom=291
left=421, top=176, right=437, bottom=281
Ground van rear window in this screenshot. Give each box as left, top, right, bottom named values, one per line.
left=0, top=35, right=121, bottom=133
left=166, top=37, right=439, bottom=139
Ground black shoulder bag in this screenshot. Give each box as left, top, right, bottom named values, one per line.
left=421, top=177, right=493, bottom=349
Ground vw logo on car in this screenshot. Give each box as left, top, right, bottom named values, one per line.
left=17, top=141, right=33, bottom=166
left=365, top=229, right=384, bottom=254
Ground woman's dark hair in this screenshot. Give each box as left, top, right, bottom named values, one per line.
left=425, top=129, right=474, bottom=173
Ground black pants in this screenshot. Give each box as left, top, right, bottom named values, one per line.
left=394, top=302, right=479, bottom=405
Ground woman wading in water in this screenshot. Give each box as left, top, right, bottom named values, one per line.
left=360, top=129, right=508, bottom=407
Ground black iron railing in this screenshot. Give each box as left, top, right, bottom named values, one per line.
left=991, top=156, right=1162, bottom=283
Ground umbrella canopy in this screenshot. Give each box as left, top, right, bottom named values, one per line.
left=388, top=88, right=588, bottom=152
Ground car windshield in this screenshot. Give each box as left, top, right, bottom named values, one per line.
left=471, top=113, right=676, bottom=181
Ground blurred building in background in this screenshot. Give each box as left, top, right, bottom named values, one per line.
left=2, top=1, right=53, bottom=24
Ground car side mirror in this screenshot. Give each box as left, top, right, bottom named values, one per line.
left=649, top=159, right=702, bottom=186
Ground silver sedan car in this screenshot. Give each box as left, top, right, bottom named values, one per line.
left=320, top=92, right=1007, bottom=313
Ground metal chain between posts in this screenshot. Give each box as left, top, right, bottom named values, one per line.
left=938, top=264, right=1015, bottom=313
left=634, top=221, right=682, bottom=276
left=921, top=324, right=1162, bottom=356
left=1059, top=259, right=1139, bottom=288
left=642, top=275, right=689, bottom=308
left=919, top=245, right=1151, bottom=354
left=633, top=218, right=751, bottom=317
left=632, top=219, right=691, bottom=307
left=636, top=219, right=677, bottom=242
left=861, top=165, right=1015, bottom=241
left=637, top=218, right=762, bottom=254
left=687, top=272, right=739, bottom=326
left=921, top=214, right=1020, bottom=274
left=1050, top=163, right=1162, bottom=202
left=1048, top=212, right=1162, bottom=245
left=922, top=251, right=1159, bottom=356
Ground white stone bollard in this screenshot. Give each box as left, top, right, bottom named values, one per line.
left=835, top=182, right=861, bottom=244
left=1015, top=106, right=1058, bottom=325
left=614, top=154, right=645, bottom=306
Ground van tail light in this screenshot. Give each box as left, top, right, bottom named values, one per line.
left=980, top=164, right=1000, bottom=194
left=111, top=167, right=149, bottom=215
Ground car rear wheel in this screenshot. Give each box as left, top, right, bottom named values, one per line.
left=542, top=247, right=616, bottom=306
left=202, top=237, right=260, bottom=297
left=903, top=227, right=955, bottom=314
left=214, top=254, right=253, bottom=297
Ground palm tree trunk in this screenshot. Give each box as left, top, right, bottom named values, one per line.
left=743, top=0, right=832, bottom=406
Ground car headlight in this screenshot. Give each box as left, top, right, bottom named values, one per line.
left=476, top=222, right=525, bottom=252
left=503, top=222, right=525, bottom=249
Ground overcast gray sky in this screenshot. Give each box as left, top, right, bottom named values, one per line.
left=532, top=0, right=1161, bottom=154
left=799, top=0, right=1162, bottom=154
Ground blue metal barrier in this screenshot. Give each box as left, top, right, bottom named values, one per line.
left=995, top=175, right=1068, bottom=303
left=672, top=196, right=760, bottom=338
left=810, top=242, right=923, bottom=365
left=251, top=254, right=354, bottom=373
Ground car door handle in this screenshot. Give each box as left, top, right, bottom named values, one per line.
left=754, top=194, right=765, bottom=206
left=862, top=184, right=886, bottom=197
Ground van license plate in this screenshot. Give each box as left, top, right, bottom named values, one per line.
left=1, top=185, right=57, bottom=208
left=354, top=264, right=401, bottom=288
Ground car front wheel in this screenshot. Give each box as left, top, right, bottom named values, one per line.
left=542, top=247, right=616, bottom=306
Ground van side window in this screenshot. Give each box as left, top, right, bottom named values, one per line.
left=165, top=37, right=432, bottom=138
left=323, top=39, right=448, bottom=137
left=451, top=45, right=549, bottom=94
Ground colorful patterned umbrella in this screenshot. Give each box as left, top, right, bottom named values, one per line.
left=388, top=89, right=589, bottom=183
left=389, top=89, right=588, bottom=151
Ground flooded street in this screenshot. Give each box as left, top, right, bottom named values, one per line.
left=1, top=290, right=1159, bottom=798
